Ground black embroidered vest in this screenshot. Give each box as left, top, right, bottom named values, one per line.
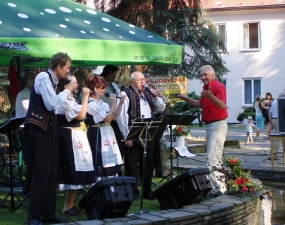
left=125, top=86, right=154, bottom=126
left=25, top=71, right=56, bottom=132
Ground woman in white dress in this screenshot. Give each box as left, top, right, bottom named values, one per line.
left=57, top=76, right=93, bottom=216
left=85, top=75, right=125, bottom=181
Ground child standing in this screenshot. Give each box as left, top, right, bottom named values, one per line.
left=237, top=116, right=260, bottom=143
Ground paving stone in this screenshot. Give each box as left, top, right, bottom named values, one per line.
left=158, top=211, right=197, bottom=221
left=132, top=214, right=167, bottom=223
left=181, top=207, right=212, bottom=215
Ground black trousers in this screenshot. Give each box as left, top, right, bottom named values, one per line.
left=28, top=124, right=58, bottom=218
left=125, top=140, right=154, bottom=196
left=111, top=121, right=126, bottom=160
left=153, top=139, right=163, bottom=173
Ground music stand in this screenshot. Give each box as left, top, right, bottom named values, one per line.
left=0, top=117, right=28, bottom=211
left=161, top=115, right=197, bottom=181
left=125, top=117, right=169, bottom=212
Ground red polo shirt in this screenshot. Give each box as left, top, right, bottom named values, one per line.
left=200, top=79, right=228, bottom=123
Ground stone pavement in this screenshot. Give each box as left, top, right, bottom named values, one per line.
left=168, top=138, right=285, bottom=173
left=166, top=128, right=285, bottom=180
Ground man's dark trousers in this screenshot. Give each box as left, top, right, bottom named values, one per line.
left=28, top=123, right=58, bottom=218
left=126, top=140, right=154, bottom=197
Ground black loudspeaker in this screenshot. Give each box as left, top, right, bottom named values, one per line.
left=151, top=168, right=212, bottom=210
left=78, top=176, right=136, bottom=220
left=278, top=98, right=285, bottom=134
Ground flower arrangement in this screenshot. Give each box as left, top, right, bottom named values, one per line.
left=172, top=125, right=191, bottom=137
left=223, top=155, right=261, bottom=195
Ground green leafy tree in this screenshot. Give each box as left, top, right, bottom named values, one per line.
left=80, top=0, right=229, bottom=80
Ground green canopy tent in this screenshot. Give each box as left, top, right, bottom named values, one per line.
left=0, top=0, right=182, bottom=67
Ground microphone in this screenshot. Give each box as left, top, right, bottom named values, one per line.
left=143, top=84, right=156, bottom=97
left=120, top=85, right=126, bottom=92
left=77, top=86, right=95, bottom=94
left=105, top=93, right=121, bottom=99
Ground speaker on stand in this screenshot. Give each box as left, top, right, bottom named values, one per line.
left=78, top=176, right=136, bottom=220
left=151, top=168, right=212, bottom=210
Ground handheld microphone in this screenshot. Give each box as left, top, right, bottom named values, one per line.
left=105, top=93, right=121, bottom=99
left=143, top=84, right=156, bottom=97
left=120, top=85, right=126, bottom=92
left=77, top=86, right=95, bottom=94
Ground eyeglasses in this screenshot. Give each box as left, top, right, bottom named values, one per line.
left=134, top=78, right=145, bottom=82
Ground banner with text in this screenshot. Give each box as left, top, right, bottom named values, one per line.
left=150, top=76, right=187, bottom=102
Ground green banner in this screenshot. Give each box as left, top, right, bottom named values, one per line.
left=0, top=0, right=182, bottom=66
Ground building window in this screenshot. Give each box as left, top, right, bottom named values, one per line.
left=216, top=24, right=226, bottom=50
left=242, top=23, right=260, bottom=50
left=222, top=79, right=227, bottom=88
left=244, top=79, right=261, bottom=104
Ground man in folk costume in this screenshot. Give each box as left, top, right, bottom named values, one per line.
left=25, top=53, right=77, bottom=225
left=117, top=71, right=165, bottom=200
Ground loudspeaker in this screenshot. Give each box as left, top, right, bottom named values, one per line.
left=151, top=168, right=211, bottom=210
left=78, top=176, right=136, bottom=220
left=278, top=98, right=285, bottom=134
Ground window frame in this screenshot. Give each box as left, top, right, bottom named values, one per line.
left=215, top=23, right=227, bottom=52
left=240, top=21, right=261, bottom=52
left=242, top=78, right=262, bottom=106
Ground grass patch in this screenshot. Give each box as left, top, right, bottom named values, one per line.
left=0, top=177, right=168, bottom=224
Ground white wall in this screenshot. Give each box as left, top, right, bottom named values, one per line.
left=188, top=8, right=285, bottom=123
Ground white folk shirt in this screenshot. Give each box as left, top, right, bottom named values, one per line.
left=269, top=99, right=278, bottom=118
left=34, top=70, right=69, bottom=113
left=15, top=86, right=31, bottom=118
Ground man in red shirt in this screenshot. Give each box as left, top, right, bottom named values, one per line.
left=174, top=65, right=228, bottom=196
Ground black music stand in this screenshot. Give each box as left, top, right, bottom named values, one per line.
left=161, top=115, right=197, bottom=181
left=125, top=117, right=169, bottom=213
left=0, top=117, right=28, bottom=211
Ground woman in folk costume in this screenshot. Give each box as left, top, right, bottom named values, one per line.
left=57, top=76, right=94, bottom=216
left=85, top=75, right=125, bottom=181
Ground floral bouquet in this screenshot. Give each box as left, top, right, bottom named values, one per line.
left=172, top=125, right=191, bottom=137
left=223, top=155, right=260, bottom=195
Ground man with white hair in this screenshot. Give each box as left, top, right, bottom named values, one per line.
left=117, top=71, right=165, bottom=200
left=174, top=65, right=228, bottom=197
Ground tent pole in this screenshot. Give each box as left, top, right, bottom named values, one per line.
left=16, top=57, right=21, bottom=89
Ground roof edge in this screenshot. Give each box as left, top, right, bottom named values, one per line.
left=205, top=4, right=285, bottom=12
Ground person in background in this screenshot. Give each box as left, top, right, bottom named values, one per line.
left=116, top=71, right=165, bottom=200
left=0, top=85, right=11, bottom=122
left=57, top=76, right=92, bottom=217
left=85, top=75, right=125, bottom=183
left=15, top=77, right=34, bottom=118
left=144, top=74, right=166, bottom=178
left=25, top=52, right=77, bottom=225
left=269, top=91, right=285, bottom=158
left=254, top=95, right=268, bottom=138
left=100, top=65, right=126, bottom=175
left=236, top=116, right=260, bottom=144
left=263, top=92, right=273, bottom=138
left=174, top=65, right=228, bottom=198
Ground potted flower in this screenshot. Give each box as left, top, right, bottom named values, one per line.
left=172, top=125, right=191, bottom=147
left=223, top=155, right=261, bottom=196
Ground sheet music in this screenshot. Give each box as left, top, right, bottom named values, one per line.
left=174, top=146, right=196, bottom=158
